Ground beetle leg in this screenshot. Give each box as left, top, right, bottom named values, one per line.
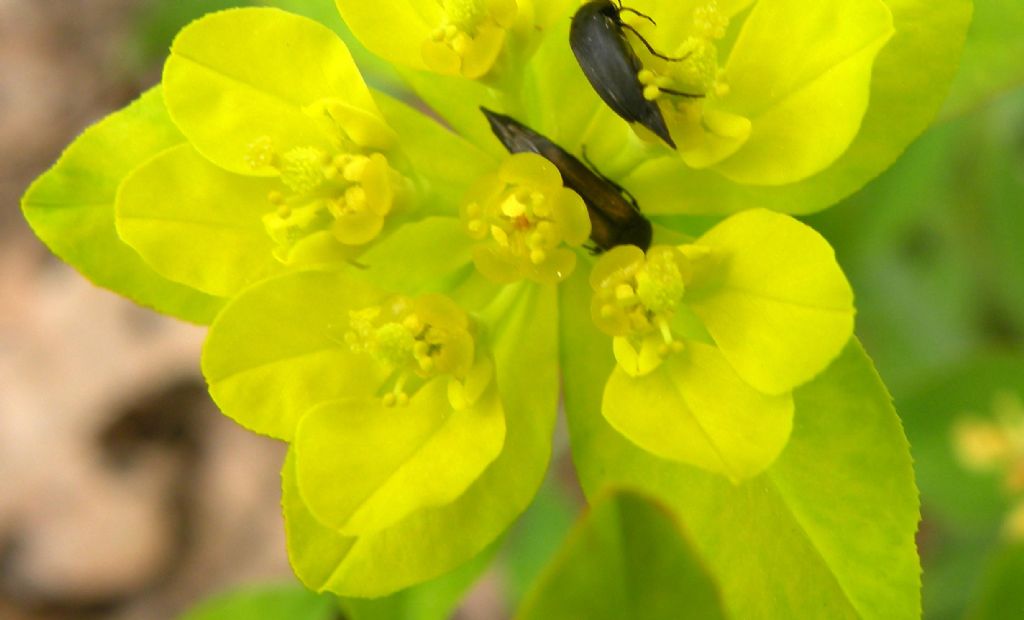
left=617, top=6, right=657, bottom=27
left=620, top=23, right=692, bottom=63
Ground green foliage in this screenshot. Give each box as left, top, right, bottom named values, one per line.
left=517, top=489, right=725, bottom=620
left=178, top=584, right=335, bottom=620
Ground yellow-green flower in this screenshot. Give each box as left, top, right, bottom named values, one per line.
left=20, top=0, right=970, bottom=606
left=590, top=209, right=853, bottom=480
left=622, top=0, right=894, bottom=185
left=461, top=153, right=591, bottom=283
left=335, top=0, right=567, bottom=79
left=115, top=9, right=421, bottom=298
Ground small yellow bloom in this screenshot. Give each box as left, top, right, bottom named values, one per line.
left=461, top=153, right=591, bottom=283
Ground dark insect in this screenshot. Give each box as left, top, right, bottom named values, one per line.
left=481, top=107, right=652, bottom=252
left=570, top=0, right=703, bottom=149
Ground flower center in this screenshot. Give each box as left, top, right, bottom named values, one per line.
left=423, top=0, right=518, bottom=78
left=250, top=137, right=407, bottom=263
left=591, top=245, right=693, bottom=376
left=623, top=2, right=753, bottom=166
left=630, top=1, right=729, bottom=106
left=345, top=294, right=477, bottom=407
left=461, top=153, right=590, bottom=284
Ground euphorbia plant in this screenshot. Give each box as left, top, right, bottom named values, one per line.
left=23, top=0, right=971, bottom=616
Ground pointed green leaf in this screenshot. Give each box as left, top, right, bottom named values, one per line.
left=293, top=379, right=505, bottom=536
left=21, top=88, right=223, bottom=324
left=116, top=143, right=282, bottom=298
left=283, top=284, right=559, bottom=596
left=561, top=266, right=920, bottom=619
left=517, top=489, right=726, bottom=620
left=164, top=7, right=380, bottom=175
left=202, top=269, right=387, bottom=440
left=625, top=0, right=972, bottom=215
left=180, top=584, right=335, bottom=620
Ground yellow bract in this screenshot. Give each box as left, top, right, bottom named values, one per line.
left=616, top=0, right=895, bottom=185
left=591, top=209, right=852, bottom=481
left=336, top=0, right=522, bottom=79
left=461, top=153, right=591, bottom=284
left=163, top=9, right=412, bottom=267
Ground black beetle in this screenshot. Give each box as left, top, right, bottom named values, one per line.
left=481, top=107, right=653, bottom=252
left=570, top=0, right=703, bottom=149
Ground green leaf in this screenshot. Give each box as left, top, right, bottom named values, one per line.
left=293, top=378, right=506, bottom=536
left=561, top=264, right=920, bottom=619
left=517, top=489, right=726, bottom=620
left=21, top=88, right=224, bottom=324
left=624, top=0, right=973, bottom=215
left=163, top=7, right=381, bottom=176
left=966, top=543, right=1024, bottom=620
left=898, top=356, right=1024, bottom=618
left=116, top=143, right=282, bottom=298
left=179, top=584, right=335, bottom=620
left=202, top=269, right=388, bottom=441
left=941, top=0, right=1024, bottom=119
left=283, top=283, right=559, bottom=596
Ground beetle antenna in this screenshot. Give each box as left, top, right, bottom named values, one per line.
left=620, top=23, right=692, bottom=62
left=618, top=7, right=657, bottom=27
left=658, top=87, right=705, bottom=99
